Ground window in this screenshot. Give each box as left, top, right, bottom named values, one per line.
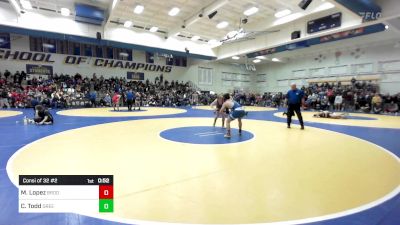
left=24, top=35, right=188, bottom=67
left=83, top=44, right=93, bottom=56
left=114, top=48, right=132, bottom=61
left=0, top=33, right=11, bottom=49
left=42, top=38, right=56, bottom=53
left=181, top=57, right=187, bottom=67
left=174, top=57, right=181, bottom=66
left=29, top=37, right=43, bottom=52
left=166, top=55, right=187, bottom=67
left=198, top=67, right=213, bottom=86
left=105, top=47, right=113, bottom=59
left=256, top=74, right=267, bottom=82
left=94, top=46, right=103, bottom=58
left=166, top=57, right=173, bottom=65
left=56, top=40, right=69, bottom=54
left=68, top=42, right=81, bottom=55
left=221, top=72, right=251, bottom=88
left=146, top=52, right=154, bottom=63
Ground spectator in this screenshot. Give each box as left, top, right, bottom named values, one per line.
left=33, top=104, right=54, bottom=125
left=334, top=94, right=343, bottom=111
left=371, top=93, right=383, bottom=114
left=90, top=90, right=97, bottom=108
left=385, top=101, right=399, bottom=114
left=4, top=70, right=11, bottom=80
left=0, top=88, right=10, bottom=108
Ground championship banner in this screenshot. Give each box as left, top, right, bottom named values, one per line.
left=127, top=72, right=144, bottom=80
left=0, top=50, right=173, bottom=73
left=26, top=64, right=53, bottom=75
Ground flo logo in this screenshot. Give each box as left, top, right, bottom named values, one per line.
left=359, top=12, right=382, bottom=21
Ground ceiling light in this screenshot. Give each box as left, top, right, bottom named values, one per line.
left=275, top=9, right=292, bottom=18
left=273, top=12, right=302, bottom=26
left=272, top=58, right=280, bottom=62
left=134, top=5, right=144, bottom=14
left=168, top=7, right=180, bottom=16
left=253, top=59, right=261, bottom=63
left=119, top=52, right=129, bottom=57
left=256, top=56, right=266, bottom=59
left=313, top=2, right=335, bottom=12
left=191, top=35, right=200, bottom=41
left=216, top=21, right=229, bottom=29
left=244, top=6, right=259, bottom=16
left=226, top=30, right=238, bottom=38
left=20, top=0, right=32, bottom=10
left=60, top=8, right=70, bottom=16
left=149, top=26, right=158, bottom=32
left=232, top=56, right=240, bottom=60
left=124, top=20, right=132, bottom=27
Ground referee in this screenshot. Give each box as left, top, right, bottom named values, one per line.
left=286, top=83, right=305, bottom=129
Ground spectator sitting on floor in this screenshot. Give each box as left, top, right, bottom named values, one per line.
left=33, top=105, right=54, bottom=125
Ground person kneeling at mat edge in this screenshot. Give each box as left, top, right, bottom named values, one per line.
left=220, top=93, right=248, bottom=138
left=31, top=104, right=54, bottom=125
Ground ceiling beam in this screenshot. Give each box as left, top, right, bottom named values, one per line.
left=167, top=0, right=231, bottom=37
left=105, top=0, right=120, bottom=28
left=376, top=0, right=400, bottom=21
left=216, top=5, right=367, bottom=60
left=8, top=0, right=22, bottom=15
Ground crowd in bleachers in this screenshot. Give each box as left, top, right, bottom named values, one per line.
left=245, top=79, right=399, bottom=114
left=0, top=70, right=399, bottom=114
left=0, top=70, right=209, bottom=109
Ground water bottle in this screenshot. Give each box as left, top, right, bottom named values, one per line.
left=23, top=116, right=28, bottom=125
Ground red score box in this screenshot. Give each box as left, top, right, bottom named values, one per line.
left=99, top=185, right=113, bottom=199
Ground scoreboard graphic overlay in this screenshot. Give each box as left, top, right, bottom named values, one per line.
left=19, top=175, right=113, bottom=213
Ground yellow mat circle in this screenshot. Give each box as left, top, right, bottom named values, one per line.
left=274, top=111, right=400, bottom=129
left=0, top=110, right=22, bottom=118
left=57, top=107, right=187, bottom=117
left=7, top=118, right=400, bottom=224
left=193, top=105, right=277, bottom=112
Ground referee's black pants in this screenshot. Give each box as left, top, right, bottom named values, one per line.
left=127, top=99, right=133, bottom=111
left=287, top=103, right=304, bottom=127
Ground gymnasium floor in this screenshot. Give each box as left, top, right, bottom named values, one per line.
left=0, top=106, right=400, bottom=225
